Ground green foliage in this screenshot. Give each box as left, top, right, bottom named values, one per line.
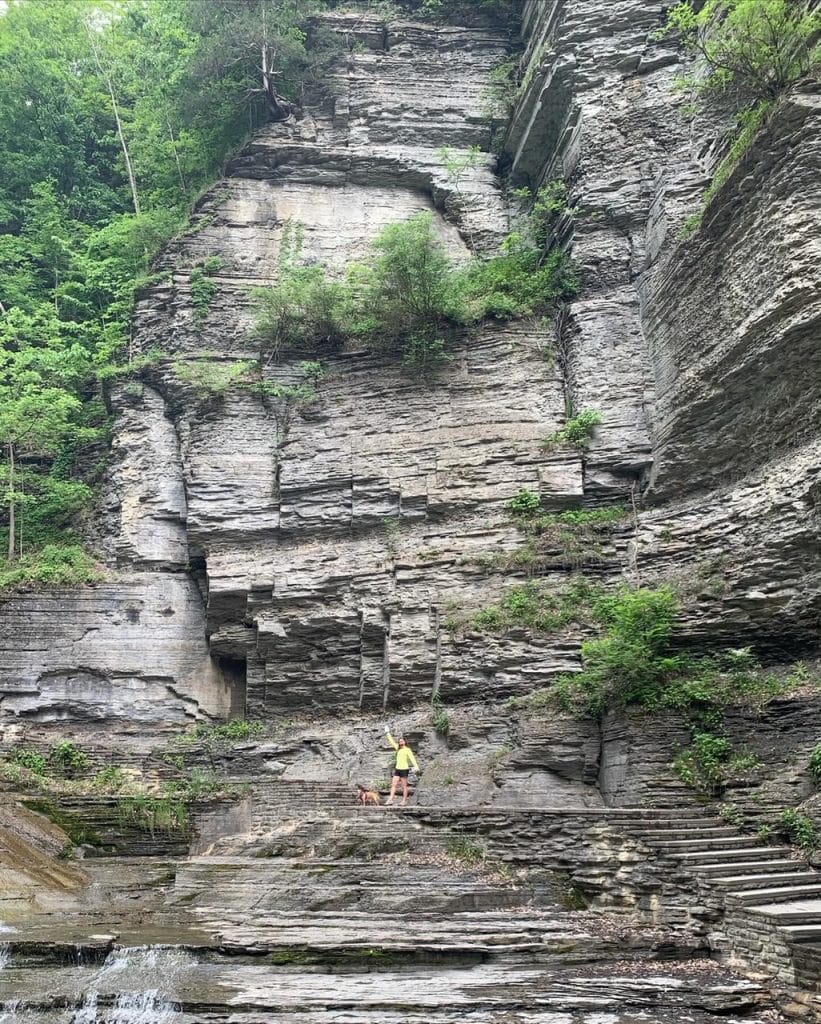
left=533, top=180, right=569, bottom=220
left=507, top=488, right=541, bottom=517
left=359, top=213, right=464, bottom=347
left=543, top=589, right=811, bottom=723
left=49, top=740, right=90, bottom=778
left=446, top=834, right=487, bottom=866
left=10, top=748, right=48, bottom=775
left=777, top=808, right=818, bottom=852
left=432, top=696, right=450, bottom=736
left=194, top=719, right=266, bottom=742
left=536, top=507, right=625, bottom=530
left=543, top=409, right=602, bottom=450
left=402, top=333, right=451, bottom=378
left=719, top=802, right=743, bottom=826
left=809, top=744, right=821, bottom=784
left=251, top=265, right=348, bottom=361
left=252, top=212, right=576, bottom=377
left=491, top=506, right=626, bottom=573
left=0, top=545, right=100, bottom=590
left=21, top=797, right=102, bottom=848
left=118, top=794, right=189, bottom=835
left=92, top=765, right=129, bottom=793
left=0, top=0, right=331, bottom=558
left=189, top=256, right=223, bottom=327
left=664, top=1, right=818, bottom=232
left=516, top=181, right=571, bottom=247
left=470, top=576, right=599, bottom=636
left=482, top=57, right=518, bottom=121
left=163, top=767, right=226, bottom=801
left=174, top=358, right=256, bottom=397
left=438, top=145, right=482, bottom=193
left=663, top=0, right=820, bottom=101
left=460, top=241, right=577, bottom=320
left=552, top=587, right=683, bottom=718
left=299, top=360, right=324, bottom=383
left=703, top=100, right=772, bottom=207
left=672, top=732, right=732, bottom=793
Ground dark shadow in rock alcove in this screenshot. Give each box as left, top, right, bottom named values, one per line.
left=216, top=656, right=248, bottom=719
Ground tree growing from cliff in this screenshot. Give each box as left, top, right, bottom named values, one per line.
left=666, top=0, right=820, bottom=101
left=181, top=0, right=335, bottom=126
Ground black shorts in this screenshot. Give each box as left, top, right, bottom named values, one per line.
left=393, top=769, right=410, bottom=778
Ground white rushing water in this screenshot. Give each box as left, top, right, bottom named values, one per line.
left=0, top=1000, right=20, bottom=1024
left=70, top=946, right=185, bottom=1024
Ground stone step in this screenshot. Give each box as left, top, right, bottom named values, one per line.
left=710, top=871, right=821, bottom=891
left=654, top=837, right=759, bottom=851
left=677, top=847, right=792, bottom=864
left=687, top=859, right=802, bottom=877
left=730, top=882, right=821, bottom=905
left=633, top=827, right=738, bottom=841
left=408, top=807, right=716, bottom=821
left=750, top=907, right=821, bottom=926
left=781, top=925, right=821, bottom=942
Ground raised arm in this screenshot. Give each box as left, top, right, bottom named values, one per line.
left=384, top=726, right=399, bottom=751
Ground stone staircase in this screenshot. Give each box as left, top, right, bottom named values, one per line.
left=625, top=813, right=821, bottom=1003
left=5, top=783, right=816, bottom=1022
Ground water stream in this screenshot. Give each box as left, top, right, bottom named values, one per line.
left=70, top=947, right=183, bottom=1024
left=0, top=946, right=186, bottom=1024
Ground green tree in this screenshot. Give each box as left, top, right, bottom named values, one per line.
left=0, top=318, right=95, bottom=559
left=666, top=0, right=820, bottom=100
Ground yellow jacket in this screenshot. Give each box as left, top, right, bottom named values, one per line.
left=387, top=731, right=419, bottom=771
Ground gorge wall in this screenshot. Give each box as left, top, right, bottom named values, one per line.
left=2, top=1, right=821, bottom=1018
left=0, top=0, right=818, bottom=781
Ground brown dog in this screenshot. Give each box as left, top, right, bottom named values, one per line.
left=356, top=785, right=380, bottom=806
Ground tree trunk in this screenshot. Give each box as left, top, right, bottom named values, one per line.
left=88, top=31, right=141, bottom=215
left=105, top=72, right=141, bottom=215
left=260, top=9, right=291, bottom=122
left=7, top=442, right=15, bottom=562
left=166, top=115, right=187, bottom=194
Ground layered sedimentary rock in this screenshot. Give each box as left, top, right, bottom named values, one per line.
left=500, top=0, right=820, bottom=640
left=29, top=8, right=596, bottom=722
left=0, top=575, right=238, bottom=739
left=0, top=1, right=817, bottom=748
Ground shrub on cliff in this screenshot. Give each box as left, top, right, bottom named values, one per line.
left=0, top=544, right=100, bottom=590
left=553, top=587, right=683, bottom=718
left=346, top=212, right=468, bottom=352
left=251, top=213, right=576, bottom=375
left=663, top=1, right=820, bottom=235
left=665, top=0, right=820, bottom=101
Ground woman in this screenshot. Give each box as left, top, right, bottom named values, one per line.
left=384, top=726, right=419, bottom=806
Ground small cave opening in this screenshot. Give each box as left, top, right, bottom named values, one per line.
left=187, top=553, right=208, bottom=602
left=217, top=655, right=248, bottom=718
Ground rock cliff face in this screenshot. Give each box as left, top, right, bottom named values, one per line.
left=0, top=0, right=818, bottom=736
left=500, top=0, right=820, bottom=646
left=3, top=3, right=820, bottom=1016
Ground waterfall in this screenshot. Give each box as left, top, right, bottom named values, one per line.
left=0, top=947, right=12, bottom=1024
left=0, top=1001, right=20, bottom=1024
left=70, top=946, right=186, bottom=1024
